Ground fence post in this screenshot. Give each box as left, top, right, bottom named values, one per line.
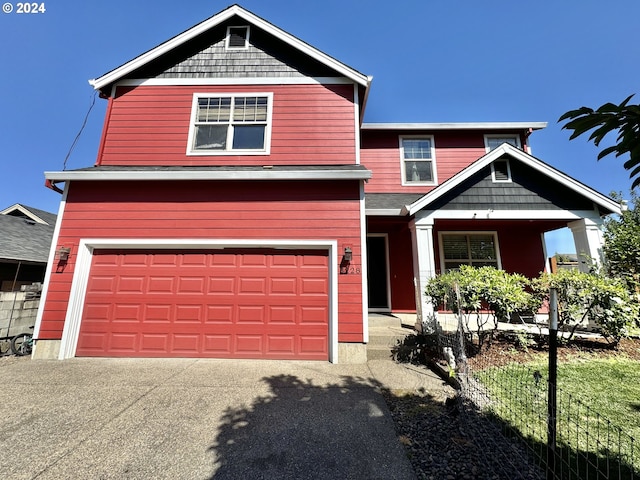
left=547, top=288, right=558, bottom=480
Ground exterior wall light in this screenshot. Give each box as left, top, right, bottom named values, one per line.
left=343, top=246, right=352, bottom=262
left=56, top=247, right=71, bottom=262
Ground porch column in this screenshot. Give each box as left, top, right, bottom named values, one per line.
left=567, top=218, right=605, bottom=272
left=409, top=215, right=437, bottom=332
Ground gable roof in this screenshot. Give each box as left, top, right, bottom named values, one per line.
left=0, top=203, right=56, bottom=226
left=404, top=143, right=621, bottom=216
left=0, top=205, right=57, bottom=264
left=89, top=4, right=371, bottom=94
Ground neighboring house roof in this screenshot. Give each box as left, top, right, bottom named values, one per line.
left=0, top=203, right=56, bottom=226
left=404, top=143, right=621, bottom=216
left=45, top=165, right=373, bottom=183
left=89, top=4, right=371, bottom=94
left=0, top=205, right=57, bottom=264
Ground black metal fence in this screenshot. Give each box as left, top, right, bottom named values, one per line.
left=434, top=320, right=638, bottom=480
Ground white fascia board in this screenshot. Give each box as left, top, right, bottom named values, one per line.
left=365, top=209, right=404, bottom=216
left=45, top=169, right=373, bottom=183
left=90, top=5, right=369, bottom=92
left=405, top=144, right=621, bottom=216
left=362, top=122, right=548, bottom=131
left=115, top=77, right=355, bottom=87
left=419, top=209, right=606, bottom=222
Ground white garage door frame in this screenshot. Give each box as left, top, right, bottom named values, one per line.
left=59, top=238, right=339, bottom=362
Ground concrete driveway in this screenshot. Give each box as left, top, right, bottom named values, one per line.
left=0, top=356, right=448, bottom=479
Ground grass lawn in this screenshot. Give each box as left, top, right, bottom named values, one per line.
left=476, top=356, right=640, bottom=477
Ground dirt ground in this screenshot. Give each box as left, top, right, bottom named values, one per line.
left=465, top=332, right=640, bottom=370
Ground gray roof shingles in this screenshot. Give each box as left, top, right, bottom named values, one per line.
left=0, top=206, right=57, bottom=264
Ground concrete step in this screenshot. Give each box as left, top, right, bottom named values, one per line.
left=368, top=314, right=403, bottom=328
left=366, top=323, right=417, bottom=361
left=367, top=345, right=396, bottom=361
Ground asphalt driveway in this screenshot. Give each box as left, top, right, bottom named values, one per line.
left=0, top=356, right=447, bottom=479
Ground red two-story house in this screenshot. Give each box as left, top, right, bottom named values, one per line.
left=35, top=5, right=620, bottom=362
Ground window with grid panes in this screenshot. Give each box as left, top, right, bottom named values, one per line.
left=441, top=233, right=499, bottom=271
left=484, top=135, right=521, bottom=152
left=190, top=95, right=270, bottom=153
left=400, top=137, right=436, bottom=184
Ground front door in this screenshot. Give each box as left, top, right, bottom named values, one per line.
left=366, top=235, right=389, bottom=310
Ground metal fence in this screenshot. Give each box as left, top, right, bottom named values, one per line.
left=433, top=316, right=638, bottom=480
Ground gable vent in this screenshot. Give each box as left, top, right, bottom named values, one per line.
left=227, top=26, right=249, bottom=49
left=492, top=159, right=511, bottom=182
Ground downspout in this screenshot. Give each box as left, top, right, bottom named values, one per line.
left=45, top=179, right=64, bottom=195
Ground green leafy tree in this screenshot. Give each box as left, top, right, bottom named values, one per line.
left=559, top=95, right=640, bottom=188
left=603, top=191, right=640, bottom=302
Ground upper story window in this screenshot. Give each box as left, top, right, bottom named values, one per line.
left=400, top=136, right=437, bottom=186
left=187, top=93, right=272, bottom=155
left=226, top=26, right=250, bottom=50
left=484, top=135, right=521, bottom=152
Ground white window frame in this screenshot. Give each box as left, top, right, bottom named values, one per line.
left=225, top=25, right=250, bottom=50
left=438, top=231, right=502, bottom=272
left=399, top=135, right=438, bottom=186
left=186, top=92, right=273, bottom=156
left=491, top=158, right=512, bottom=183
left=484, top=134, right=521, bottom=152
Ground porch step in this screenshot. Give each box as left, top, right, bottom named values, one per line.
left=368, top=314, right=404, bottom=328
left=367, top=316, right=416, bottom=361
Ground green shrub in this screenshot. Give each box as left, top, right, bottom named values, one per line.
left=425, top=266, right=533, bottom=348
left=426, top=266, right=638, bottom=347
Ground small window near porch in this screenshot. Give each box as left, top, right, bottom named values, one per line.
left=440, top=233, right=500, bottom=271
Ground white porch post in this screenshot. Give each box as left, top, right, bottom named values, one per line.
left=409, top=214, right=437, bottom=331
left=568, top=218, right=605, bottom=272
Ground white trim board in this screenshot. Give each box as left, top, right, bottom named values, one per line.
left=44, top=168, right=373, bottom=184
left=57, top=239, right=339, bottom=363
left=115, top=77, right=356, bottom=87
left=416, top=209, right=606, bottom=222
left=362, top=122, right=547, bottom=131
left=33, top=186, right=69, bottom=345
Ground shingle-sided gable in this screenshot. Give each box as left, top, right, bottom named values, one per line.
left=427, top=159, right=598, bottom=212
left=405, top=144, right=620, bottom=216
left=132, top=16, right=344, bottom=81
left=90, top=5, right=370, bottom=96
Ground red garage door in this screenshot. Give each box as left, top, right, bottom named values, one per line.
left=76, top=249, right=329, bottom=359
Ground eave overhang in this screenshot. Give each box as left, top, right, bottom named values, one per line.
left=403, top=143, right=621, bottom=216
left=89, top=4, right=370, bottom=94
left=44, top=165, right=372, bottom=185
left=362, top=122, right=548, bottom=131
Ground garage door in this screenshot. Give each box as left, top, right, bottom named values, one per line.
left=76, top=249, right=329, bottom=359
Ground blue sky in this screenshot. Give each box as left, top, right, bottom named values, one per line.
left=1, top=1, right=638, bottom=254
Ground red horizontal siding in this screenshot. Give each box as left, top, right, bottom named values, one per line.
left=361, top=130, right=489, bottom=194
left=98, top=84, right=357, bottom=167
left=39, top=180, right=364, bottom=343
